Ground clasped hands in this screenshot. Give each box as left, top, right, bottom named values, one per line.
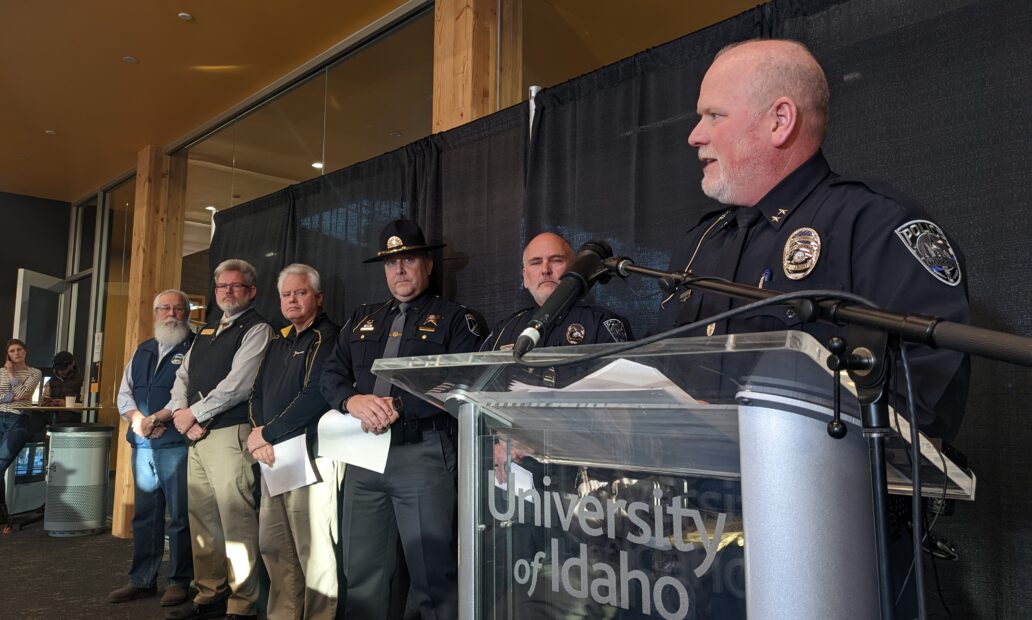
left=172, top=407, right=208, bottom=441
left=345, top=394, right=400, bottom=435
left=130, top=409, right=173, bottom=440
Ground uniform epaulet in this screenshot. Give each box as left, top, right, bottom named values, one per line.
left=828, top=175, right=920, bottom=211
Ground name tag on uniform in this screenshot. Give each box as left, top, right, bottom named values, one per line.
left=200, top=328, right=216, bottom=335
left=359, top=320, right=376, bottom=332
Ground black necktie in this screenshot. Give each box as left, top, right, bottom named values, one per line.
left=372, top=302, right=409, bottom=397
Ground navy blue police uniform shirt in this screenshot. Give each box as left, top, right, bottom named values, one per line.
left=483, top=300, right=634, bottom=388
left=320, top=291, right=487, bottom=421
left=658, top=151, right=970, bottom=440
left=483, top=300, right=633, bottom=352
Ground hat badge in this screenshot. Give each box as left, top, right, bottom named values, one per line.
left=386, top=235, right=403, bottom=250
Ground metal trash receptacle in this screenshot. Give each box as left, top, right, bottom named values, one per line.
left=44, top=424, right=114, bottom=536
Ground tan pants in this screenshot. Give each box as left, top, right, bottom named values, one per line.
left=187, top=424, right=261, bottom=616
left=259, top=456, right=345, bottom=620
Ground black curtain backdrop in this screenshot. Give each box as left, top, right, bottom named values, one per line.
left=209, top=0, right=1031, bottom=616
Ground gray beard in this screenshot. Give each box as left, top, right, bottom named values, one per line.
left=217, top=299, right=251, bottom=317
left=155, top=318, right=191, bottom=347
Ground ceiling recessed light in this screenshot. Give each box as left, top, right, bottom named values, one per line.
left=44, top=129, right=56, bottom=135
left=389, top=131, right=402, bottom=139
left=177, top=12, right=193, bottom=21
left=205, top=205, right=218, bottom=212
left=122, top=55, right=139, bottom=64
left=311, top=162, right=324, bottom=169
left=15, top=156, right=26, bottom=161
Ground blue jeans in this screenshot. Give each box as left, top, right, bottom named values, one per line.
left=128, top=444, right=192, bottom=588
left=0, top=412, right=31, bottom=476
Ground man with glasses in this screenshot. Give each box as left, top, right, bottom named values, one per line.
left=167, top=259, right=272, bottom=620
left=108, top=290, right=195, bottom=608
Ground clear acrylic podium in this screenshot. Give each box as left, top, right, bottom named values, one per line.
left=373, top=331, right=975, bottom=620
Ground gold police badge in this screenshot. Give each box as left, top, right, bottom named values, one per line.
left=783, top=227, right=821, bottom=280
left=386, top=235, right=403, bottom=250
left=565, top=323, right=586, bottom=344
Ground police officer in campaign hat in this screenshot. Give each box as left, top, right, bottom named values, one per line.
left=321, top=219, right=487, bottom=620
left=660, top=39, right=970, bottom=441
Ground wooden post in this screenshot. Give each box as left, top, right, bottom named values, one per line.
left=498, top=0, right=524, bottom=109
left=111, top=146, right=186, bottom=539
left=433, top=0, right=499, bottom=132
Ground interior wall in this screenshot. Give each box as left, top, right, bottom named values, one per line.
left=0, top=191, right=70, bottom=348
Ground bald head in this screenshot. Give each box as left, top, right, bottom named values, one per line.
left=688, top=39, right=829, bottom=206
left=522, top=232, right=575, bottom=306
left=715, top=39, right=829, bottom=142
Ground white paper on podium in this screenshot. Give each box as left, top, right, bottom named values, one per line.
left=493, top=461, right=536, bottom=501
left=510, top=358, right=699, bottom=405
left=316, top=409, right=391, bottom=473
left=258, top=434, right=319, bottom=497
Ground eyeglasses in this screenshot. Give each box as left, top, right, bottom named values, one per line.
left=155, top=304, right=187, bottom=313
left=214, top=283, right=252, bottom=292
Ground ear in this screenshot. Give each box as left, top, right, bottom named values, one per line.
left=770, top=97, right=798, bottom=148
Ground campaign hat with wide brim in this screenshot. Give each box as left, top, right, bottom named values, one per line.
left=363, top=219, right=446, bottom=263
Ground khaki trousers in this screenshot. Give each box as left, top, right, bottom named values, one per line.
left=259, top=456, right=345, bottom=620
left=187, top=424, right=261, bottom=616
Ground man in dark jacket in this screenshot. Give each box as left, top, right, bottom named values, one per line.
left=321, top=219, right=487, bottom=620
left=42, top=350, right=84, bottom=406
left=247, top=264, right=343, bottom=620
left=167, top=259, right=273, bottom=620
left=108, top=290, right=195, bottom=607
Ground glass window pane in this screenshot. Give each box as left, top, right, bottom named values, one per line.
left=97, top=179, right=134, bottom=418
left=324, top=10, right=433, bottom=171
left=76, top=198, right=97, bottom=273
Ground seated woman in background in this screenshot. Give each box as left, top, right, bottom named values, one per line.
left=0, top=339, right=43, bottom=528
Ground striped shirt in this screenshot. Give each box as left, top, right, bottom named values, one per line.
left=0, top=366, right=43, bottom=413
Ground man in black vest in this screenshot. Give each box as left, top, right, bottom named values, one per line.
left=108, top=289, right=195, bottom=608
left=167, top=259, right=273, bottom=620
left=321, top=219, right=487, bottom=620
left=247, top=263, right=344, bottom=619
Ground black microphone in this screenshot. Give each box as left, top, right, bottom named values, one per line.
left=513, top=240, right=614, bottom=357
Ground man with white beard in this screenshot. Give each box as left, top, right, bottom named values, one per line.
left=108, top=290, right=196, bottom=608
left=167, top=260, right=272, bottom=620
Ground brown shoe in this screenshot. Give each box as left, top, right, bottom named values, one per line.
left=108, top=584, right=157, bottom=603
left=161, top=583, right=190, bottom=607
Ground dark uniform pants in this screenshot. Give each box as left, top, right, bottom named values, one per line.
left=342, top=429, right=458, bottom=620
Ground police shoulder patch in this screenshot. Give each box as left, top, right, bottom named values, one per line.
left=603, top=318, right=628, bottom=342
left=465, top=313, right=481, bottom=336
left=894, top=220, right=962, bottom=286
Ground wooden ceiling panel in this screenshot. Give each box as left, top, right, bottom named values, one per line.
left=0, top=0, right=407, bottom=203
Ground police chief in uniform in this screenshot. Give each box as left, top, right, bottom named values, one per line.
left=659, top=39, right=969, bottom=440
left=320, top=220, right=487, bottom=620
left=661, top=39, right=970, bottom=618
left=248, top=264, right=344, bottom=620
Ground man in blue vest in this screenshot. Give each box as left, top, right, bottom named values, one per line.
left=167, top=259, right=273, bottom=620
left=108, top=290, right=195, bottom=607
